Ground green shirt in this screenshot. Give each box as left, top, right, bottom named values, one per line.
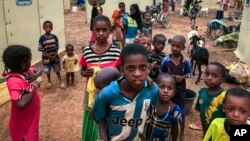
left=195, top=88, right=226, bottom=133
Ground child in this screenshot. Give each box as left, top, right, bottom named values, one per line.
left=92, top=44, right=159, bottom=141
left=118, top=2, right=129, bottom=21
left=141, top=5, right=151, bottom=19
left=62, top=44, right=79, bottom=86
left=189, top=6, right=197, bottom=25
left=80, top=15, right=121, bottom=141
left=111, top=8, right=124, bottom=49
left=140, top=35, right=152, bottom=52
left=195, top=62, right=227, bottom=136
left=148, top=34, right=167, bottom=81
left=124, top=4, right=142, bottom=44
left=160, top=35, right=192, bottom=139
left=203, top=87, right=250, bottom=141
left=142, top=12, right=153, bottom=38
left=143, top=73, right=182, bottom=141
left=89, top=0, right=103, bottom=44
left=2, top=45, right=43, bottom=141
left=38, top=20, right=66, bottom=89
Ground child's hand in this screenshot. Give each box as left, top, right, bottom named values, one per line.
left=173, top=75, right=184, bottom=83
left=26, top=68, right=43, bottom=82
left=74, top=60, right=78, bottom=65
left=146, top=76, right=154, bottom=89
left=150, top=61, right=158, bottom=70
left=82, top=68, right=94, bottom=77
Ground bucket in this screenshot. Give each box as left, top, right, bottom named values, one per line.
left=185, top=89, right=197, bottom=115
left=88, top=0, right=105, bottom=6
left=72, top=6, right=78, bottom=12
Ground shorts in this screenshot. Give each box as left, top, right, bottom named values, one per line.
left=43, top=62, right=61, bottom=74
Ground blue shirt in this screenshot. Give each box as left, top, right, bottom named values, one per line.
left=124, top=16, right=139, bottom=39
left=93, top=78, right=159, bottom=141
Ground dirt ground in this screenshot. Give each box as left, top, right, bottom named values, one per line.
left=0, top=5, right=240, bottom=141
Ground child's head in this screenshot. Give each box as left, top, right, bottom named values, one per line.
left=2, top=45, right=32, bottom=73
left=92, top=15, right=111, bottom=43
left=204, top=62, right=226, bottom=89
left=119, top=2, right=125, bottom=12
left=140, top=35, right=152, bottom=52
left=153, top=34, right=166, bottom=53
left=144, top=12, right=151, bottom=21
left=223, top=87, right=250, bottom=125
left=94, top=67, right=121, bottom=91
left=170, top=35, right=186, bottom=56
left=145, top=5, right=150, bottom=12
left=156, top=73, right=176, bottom=103
left=65, top=44, right=74, bottom=57
left=120, top=44, right=149, bottom=89
left=43, top=20, right=53, bottom=34
left=130, top=4, right=141, bottom=17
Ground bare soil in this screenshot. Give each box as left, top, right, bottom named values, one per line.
left=0, top=6, right=240, bottom=141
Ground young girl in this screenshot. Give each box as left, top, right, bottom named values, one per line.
left=143, top=73, right=182, bottom=141
left=124, top=3, right=142, bottom=44
left=80, top=15, right=121, bottom=141
left=2, top=45, right=43, bottom=141
left=195, top=62, right=227, bottom=136
left=62, top=44, right=79, bottom=86
left=203, top=87, right=250, bottom=141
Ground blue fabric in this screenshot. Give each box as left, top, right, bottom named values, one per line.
left=93, top=78, right=159, bottom=141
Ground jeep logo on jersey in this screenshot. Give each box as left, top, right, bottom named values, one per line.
left=112, top=117, right=142, bottom=128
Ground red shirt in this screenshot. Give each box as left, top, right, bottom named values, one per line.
left=6, top=68, right=40, bottom=141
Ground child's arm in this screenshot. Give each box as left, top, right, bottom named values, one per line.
left=98, top=119, right=108, bottom=141
left=25, top=68, right=43, bottom=82
left=15, top=81, right=39, bottom=109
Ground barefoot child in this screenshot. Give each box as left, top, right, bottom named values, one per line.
left=80, top=15, right=121, bottom=141
left=38, top=20, right=66, bottom=89
left=2, top=45, right=43, bottom=141
left=160, top=35, right=192, bottom=139
left=143, top=73, right=182, bottom=141
left=203, top=87, right=250, bottom=141
left=195, top=62, right=227, bottom=136
left=62, top=44, right=79, bottom=86
left=92, top=44, right=159, bottom=140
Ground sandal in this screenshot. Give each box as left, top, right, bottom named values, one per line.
left=46, top=82, right=52, bottom=89
left=189, top=122, right=203, bottom=130
left=60, top=82, right=66, bottom=89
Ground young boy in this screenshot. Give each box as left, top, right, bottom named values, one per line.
left=203, top=87, right=250, bottom=141
left=148, top=34, right=167, bottom=81
left=38, top=20, right=66, bottom=89
left=141, top=12, right=153, bottom=38
left=160, top=35, right=192, bottom=139
left=92, top=44, right=159, bottom=141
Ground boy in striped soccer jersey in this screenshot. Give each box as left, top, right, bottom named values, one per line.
left=92, top=44, right=159, bottom=141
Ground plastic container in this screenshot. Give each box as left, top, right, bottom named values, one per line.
left=88, top=0, right=105, bottom=6
left=185, top=89, right=197, bottom=115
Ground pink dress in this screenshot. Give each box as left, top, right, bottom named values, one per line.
left=6, top=68, right=40, bottom=141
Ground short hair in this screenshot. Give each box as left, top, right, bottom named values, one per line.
left=208, top=62, right=226, bottom=77
left=2, top=45, right=31, bottom=73
left=120, top=43, right=149, bottom=65
left=119, top=2, right=125, bottom=7
left=92, top=15, right=111, bottom=29
left=172, top=35, right=186, bottom=45
left=65, top=44, right=74, bottom=50
left=43, top=20, right=53, bottom=27
left=156, top=73, right=176, bottom=86
left=224, top=87, right=250, bottom=104
left=153, top=34, right=167, bottom=43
